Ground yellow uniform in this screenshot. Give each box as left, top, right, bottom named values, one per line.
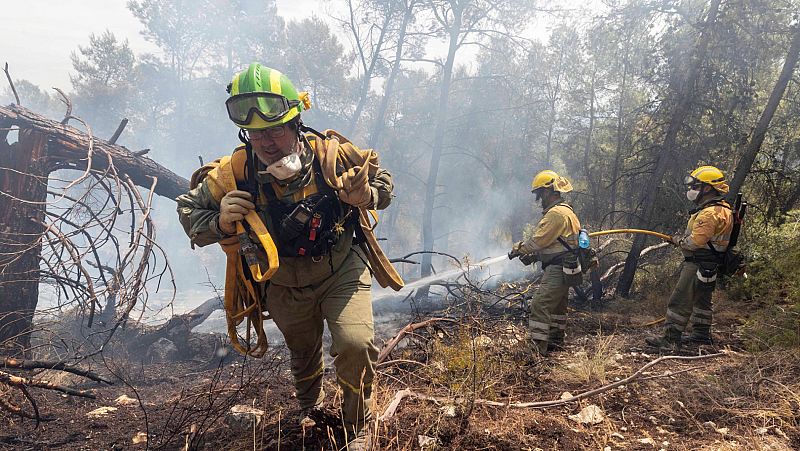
left=519, top=200, right=581, bottom=354
left=666, top=198, right=733, bottom=342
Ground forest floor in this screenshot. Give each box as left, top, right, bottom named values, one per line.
left=1, top=281, right=798, bottom=451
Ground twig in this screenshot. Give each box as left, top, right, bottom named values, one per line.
left=379, top=389, right=441, bottom=421
left=52, top=88, right=71, bottom=124
left=108, top=118, right=128, bottom=144
left=601, top=242, right=671, bottom=282
left=3, top=62, right=20, bottom=105
left=377, top=318, right=458, bottom=364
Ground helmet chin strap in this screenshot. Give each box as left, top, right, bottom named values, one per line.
left=238, top=129, right=259, bottom=204
left=297, top=118, right=326, bottom=140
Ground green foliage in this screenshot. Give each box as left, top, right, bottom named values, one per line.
left=424, top=330, right=506, bottom=399
left=728, top=213, right=800, bottom=351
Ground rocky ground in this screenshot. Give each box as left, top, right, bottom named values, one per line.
left=1, top=281, right=798, bottom=450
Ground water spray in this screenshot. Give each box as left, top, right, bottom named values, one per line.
left=373, top=254, right=509, bottom=302
left=374, top=229, right=672, bottom=303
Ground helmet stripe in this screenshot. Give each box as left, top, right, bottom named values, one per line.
left=269, top=69, right=282, bottom=95
left=230, top=73, right=241, bottom=96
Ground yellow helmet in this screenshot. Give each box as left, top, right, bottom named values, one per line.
left=685, top=165, right=729, bottom=194
left=531, top=170, right=573, bottom=193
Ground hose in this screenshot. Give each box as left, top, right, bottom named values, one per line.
left=588, top=228, right=672, bottom=242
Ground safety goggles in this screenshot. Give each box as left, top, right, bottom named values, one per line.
left=532, top=187, right=549, bottom=200
left=684, top=176, right=706, bottom=190
left=225, top=92, right=300, bottom=126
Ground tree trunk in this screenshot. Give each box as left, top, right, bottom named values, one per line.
left=545, top=44, right=565, bottom=167
left=0, top=104, right=190, bottom=348
left=610, top=38, right=629, bottom=227
left=369, top=0, right=414, bottom=148
left=583, top=67, right=597, bottom=221
left=0, top=128, right=48, bottom=354
left=418, top=2, right=463, bottom=299
left=616, top=0, right=722, bottom=298
left=728, top=26, right=800, bottom=196
left=347, top=0, right=395, bottom=135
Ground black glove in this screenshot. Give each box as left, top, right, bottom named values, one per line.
left=519, top=253, right=537, bottom=266
left=508, top=241, right=524, bottom=260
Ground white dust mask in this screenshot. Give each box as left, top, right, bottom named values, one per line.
left=686, top=188, right=700, bottom=201
left=265, top=152, right=302, bottom=181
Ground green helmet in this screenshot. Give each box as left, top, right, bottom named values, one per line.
left=225, top=63, right=311, bottom=130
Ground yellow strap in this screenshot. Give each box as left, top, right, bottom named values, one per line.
left=235, top=211, right=279, bottom=282
left=209, top=152, right=278, bottom=358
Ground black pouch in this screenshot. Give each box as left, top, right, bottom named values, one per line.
left=695, top=261, right=718, bottom=291
left=719, top=249, right=746, bottom=277
left=561, top=253, right=583, bottom=286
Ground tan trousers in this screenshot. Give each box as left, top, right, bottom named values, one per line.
left=664, top=261, right=714, bottom=338
left=266, top=248, right=378, bottom=430
left=528, top=264, right=570, bottom=354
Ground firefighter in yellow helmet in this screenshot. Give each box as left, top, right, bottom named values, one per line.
left=509, top=170, right=582, bottom=356
left=646, top=165, right=733, bottom=352
left=176, top=63, right=397, bottom=450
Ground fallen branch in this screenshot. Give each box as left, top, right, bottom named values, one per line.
left=379, top=351, right=730, bottom=418
left=379, top=388, right=441, bottom=421
left=0, top=370, right=96, bottom=398
left=377, top=318, right=458, bottom=364
left=486, top=351, right=730, bottom=408
left=2, top=357, right=113, bottom=384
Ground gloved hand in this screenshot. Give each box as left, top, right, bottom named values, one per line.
left=519, top=253, right=537, bottom=266
left=508, top=241, right=524, bottom=260
left=338, top=166, right=374, bottom=208
left=219, top=190, right=255, bottom=235
left=670, top=234, right=684, bottom=247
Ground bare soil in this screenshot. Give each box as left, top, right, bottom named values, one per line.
left=2, top=290, right=798, bottom=450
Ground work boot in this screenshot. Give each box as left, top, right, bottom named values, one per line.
left=532, top=339, right=549, bottom=357
left=685, top=324, right=713, bottom=345
left=547, top=337, right=565, bottom=353
left=684, top=333, right=713, bottom=346
left=645, top=329, right=681, bottom=354
left=298, top=404, right=323, bottom=429
left=345, top=426, right=371, bottom=451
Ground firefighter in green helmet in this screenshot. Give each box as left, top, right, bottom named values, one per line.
left=177, top=63, right=399, bottom=450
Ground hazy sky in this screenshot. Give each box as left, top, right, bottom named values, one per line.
left=1, top=1, right=599, bottom=95
left=0, top=0, right=314, bottom=90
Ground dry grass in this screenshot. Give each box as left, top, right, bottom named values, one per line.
left=555, top=333, right=623, bottom=384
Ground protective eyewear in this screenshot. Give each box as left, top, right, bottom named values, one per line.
left=226, top=92, right=300, bottom=126
left=248, top=126, right=287, bottom=139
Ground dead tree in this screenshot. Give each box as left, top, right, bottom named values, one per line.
left=0, top=102, right=189, bottom=353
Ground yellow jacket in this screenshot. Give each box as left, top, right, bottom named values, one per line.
left=519, top=200, right=581, bottom=261
left=678, top=198, right=734, bottom=255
